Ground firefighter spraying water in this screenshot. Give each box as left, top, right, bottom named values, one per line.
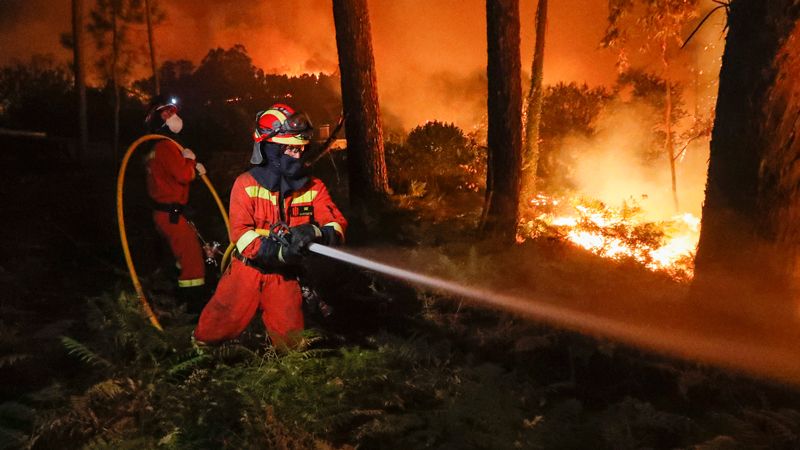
left=193, top=104, right=347, bottom=348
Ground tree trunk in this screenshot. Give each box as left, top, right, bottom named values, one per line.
left=144, top=0, right=160, bottom=95
left=662, top=38, right=679, bottom=211
left=480, top=0, right=523, bottom=243
left=332, top=0, right=390, bottom=211
left=72, top=0, right=88, bottom=161
left=693, top=0, right=800, bottom=309
left=521, top=0, right=547, bottom=206
left=112, top=0, right=120, bottom=160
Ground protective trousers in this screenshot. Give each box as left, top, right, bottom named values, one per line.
left=194, top=259, right=303, bottom=346
left=153, top=211, right=205, bottom=288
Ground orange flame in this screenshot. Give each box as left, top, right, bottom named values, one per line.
left=520, top=195, right=699, bottom=279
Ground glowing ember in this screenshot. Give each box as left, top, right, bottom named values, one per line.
left=519, top=195, right=699, bottom=279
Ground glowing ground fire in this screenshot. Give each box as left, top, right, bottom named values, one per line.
left=521, top=194, right=700, bottom=279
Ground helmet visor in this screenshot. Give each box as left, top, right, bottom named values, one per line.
left=283, top=112, right=313, bottom=141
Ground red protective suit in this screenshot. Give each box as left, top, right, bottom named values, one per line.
left=146, top=139, right=205, bottom=288
left=194, top=172, right=347, bottom=345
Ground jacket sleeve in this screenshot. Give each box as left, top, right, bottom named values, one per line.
left=154, top=140, right=196, bottom=185
left=229, top=177, right=262, bottom=259
left=313, top=182, right=347, bottom=244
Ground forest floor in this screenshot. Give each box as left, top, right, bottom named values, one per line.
left=2, top=141, right=800, bottom=449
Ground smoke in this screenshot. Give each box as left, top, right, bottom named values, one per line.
left=129, top=0, right=625, bottom=131
left=370, top=0, right=619, bottom=131
left=0, top=0, right=724, bottom=141
left=159, top=0, right=338, bottom=75
left=568, top=99, right=710, bottom=218
left=0, top=1, right=71, bottom=64
left=559, top=2, right=725, bottom=218
left=0, top=2, right=25, bottom=27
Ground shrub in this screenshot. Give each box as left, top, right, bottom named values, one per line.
left=386, top=121, right=485, bottom=196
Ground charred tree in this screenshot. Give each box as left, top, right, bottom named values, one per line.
left=693, top=1, right=800, bottom=306
left=144, top=0, right=159, bottom=95
left=521, top=0, right=547, bottom=207
left=72, top=0, right=88, bottom=160
left=332, top=0, right=390, bottom=211
left=481, top=0, right=523, bottom=243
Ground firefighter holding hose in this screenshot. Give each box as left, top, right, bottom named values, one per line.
left=194, top=104, right=347, bottom=348
left=144, top=95, right=209, bottom=314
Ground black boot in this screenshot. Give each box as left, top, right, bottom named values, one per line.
left=178, top=285, right=209, bottom=315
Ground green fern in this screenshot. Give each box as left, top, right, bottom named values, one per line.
left=61, top=336, right=113, bottom=369
left=166, top=353, right=210, bottom=377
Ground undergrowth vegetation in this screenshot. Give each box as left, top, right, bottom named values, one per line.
left=4, top=277, right=800, bottom=449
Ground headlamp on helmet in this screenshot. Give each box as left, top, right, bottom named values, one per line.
left=144, top=94, right=180, bottom=130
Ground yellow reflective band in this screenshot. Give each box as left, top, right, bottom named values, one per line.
left=271, top=135, right=309, bottom=145
left=292, top=190, right=318, bottom=204
left=324, top=222, right=344, bottom=236
left=236, top=228, right=271, bottom=254
left=244, top=186, right=279, bottom=205
left=178, top=278, right=205, bottom=287
left=236, top=230, right=262, bottom=253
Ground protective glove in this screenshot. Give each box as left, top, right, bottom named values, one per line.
left=280, top=224, right=321, bottom=265
left=253, top=236, right=282, bottom=268
left=195, top=162, right=207, bottom=176
left=319, top=225, right=343, bottom=246
left=252, top=235, right=304, bottom=267
left=289, top=223, right=321, bottom=246
left=181, top=147, right=196, bottom=160
left=281, top=240, right=306, bottom=265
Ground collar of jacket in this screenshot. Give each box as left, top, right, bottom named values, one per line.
left=248, top=165, right=309, bottom=197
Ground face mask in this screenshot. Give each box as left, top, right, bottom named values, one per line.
left=166, top=114, right=183, bottom=134
left=280, top=153, right=306, bottom=179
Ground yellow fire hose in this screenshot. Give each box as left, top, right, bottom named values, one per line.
left=116, top=134, right=231, bottom=330
left=220, top=242, right=235, bottom=274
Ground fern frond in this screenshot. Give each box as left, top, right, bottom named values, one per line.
left=167, top=354, right=210, bottom=376
left=0, top=353, right=30, bottom=368
left=86, top=379, right=125, bottom=401
left=157, top=427, right=182, bottom=446
left=212, top=343, right=257, bottom=361
left=293, top=348, right=333, bottom=360
left=61, top=336, right=113, bottom=369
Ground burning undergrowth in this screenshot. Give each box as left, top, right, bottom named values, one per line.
left=519, top=194, right=699, bottom=281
